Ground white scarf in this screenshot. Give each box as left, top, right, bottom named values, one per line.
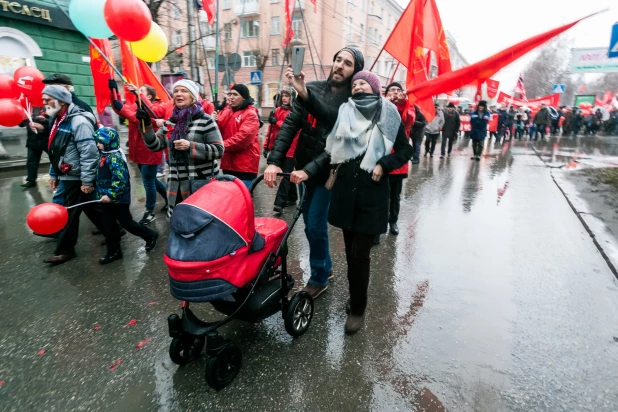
left=325, top=94, right=400, bottom=173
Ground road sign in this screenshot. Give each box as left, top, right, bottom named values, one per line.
left=609, top=22, right=618, bottom=59
left=571, top=48, right=618, bottom=73
left=228, top=53, right=242, bottom=71
left=552, top=84, right=565, bottom=94
left=250, top=71, right=262, bottom=85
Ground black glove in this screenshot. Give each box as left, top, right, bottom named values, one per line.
left=135, top=107, right=152, bottom=126
left=263, top=149, right=270, bottom=159
left=268, top=114, right=277, bottom=125
left=108, top=79, right=119, bottom=93
left=112, top=100, right=123, bottom=111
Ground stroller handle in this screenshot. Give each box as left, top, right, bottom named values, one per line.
left=250, top=173, right=307, bottom=215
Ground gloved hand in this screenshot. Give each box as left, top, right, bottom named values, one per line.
left=268, top=114, right=277, bottom=125
left=263, top=149, right=270, bottom=159
left=135, top=107, right=152, bottom=126
left=108, top=79, right=119, bottom=93
left=112, top=100, right=123, bottom=111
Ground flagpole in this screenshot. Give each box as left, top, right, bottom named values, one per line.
left=297, top=0, right=318, bottom=80
left=214, top=0, right=220, bottom=106
left=195, top=5, right=215, bottom=99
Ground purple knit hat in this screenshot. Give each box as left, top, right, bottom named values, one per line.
left=351, top=71, right=382, bottom=96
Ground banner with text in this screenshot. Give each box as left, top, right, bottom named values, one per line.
left=459, top=114, right=471, bottom=132
left=496, top=92, right=560, bottom=108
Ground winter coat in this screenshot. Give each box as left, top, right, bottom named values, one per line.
left=442, top=110, right=460, bottom=138
left=98, top=107, right=115, bottom=128
left=71, top=92, right=93, bottom=115
left=411, top=105, right=428, bottom=141
left=113, top=98, right=163, bottom=165
left=267, top=80, right=350, bottom=184
left=506, top=109, right=516, bottom=126
left=309, top=122, right=413, bottom=235
left=425, top=109, right=445, bottom=134
left=20, top=114, right=49, bottom=151
left=534, top=107, right=550, bottom=125
left=390, top=101, right=416, bottom=176
left=470, top=110, right=491, bottom=140
left=48, top=104, right=98, bottom=184
left=264, top=106, right=299, bottom=158
left=95, top=128, right=131, bottom=204
left=141, top=109, right=224, bottom=215
left=217, top=102, right=261, bottom=176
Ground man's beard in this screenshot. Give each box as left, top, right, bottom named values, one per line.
left=327, top=69, right=350, bottom=88
left=46, top=104, right=61, bottom=116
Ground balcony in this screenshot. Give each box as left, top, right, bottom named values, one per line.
left=234, top=0, right=260, bottom=16
left=201, top=36, right=216, bottom=50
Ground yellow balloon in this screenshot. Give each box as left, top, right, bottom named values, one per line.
left=129, top=22, right=167, bottom=63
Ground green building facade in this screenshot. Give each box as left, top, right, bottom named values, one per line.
left=0, top=0, right=94, bottom=107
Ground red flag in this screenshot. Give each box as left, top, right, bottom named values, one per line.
left=405, top=0, right=434, bottom=121
left=283, top=0, right=295, bottom=47
left=578, top=83, right=586, bottom=93
left=406, top=12, right=600, bottom=104
left=309, top=0, right=316, bottom=13
left=486, top=78, right=500, bottom=99
left=89, top=39, right=115, bottom=114
left=475, top=84, right=482, bottom=103
left=422, top=0, right=452, bottom=75
left=496, top=91, right=560, bottom=108
left=602, top=91, right=613, bottom=105
left=203, top=0, right=215, bottom=25
left=120, top=41, right=142, bottom=105
left=136, top=59, right=171, bottom=103
left=514, top=73, right=527, bottom=101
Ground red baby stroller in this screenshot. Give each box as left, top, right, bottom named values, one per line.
left=165, top=174, right=313, bottom=390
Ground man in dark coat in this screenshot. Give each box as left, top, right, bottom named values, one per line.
left=441, top=102, right=460, bottom=158
left=534, top=103, right=550, bottom=140
left=411, top=105, right=427, bottom=164
left=264, top=47, right=364, bottom=299
left=19, top=110, right=50, bottom=188
left=562, top=108, right=573, bottom=136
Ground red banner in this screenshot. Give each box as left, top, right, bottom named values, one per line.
left=89, top=39, right=115, bottom=114
left=496, top=91, right=560, bottom=108
left=489, top=113, right=499, bottom=132
left=459, top=114, right=471, bottom=132
left=486, top=79, right=499, bottom=99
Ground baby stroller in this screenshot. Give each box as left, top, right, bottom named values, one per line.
left=165, top=174, right=313, bottom=390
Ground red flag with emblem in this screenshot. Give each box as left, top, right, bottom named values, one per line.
left=89, top=39, right=115, bottom=114
left=202, top=0, right=215, bottom=25
left=486, top=78, right=499, bottom=99
left=283, top=0, right=295, bottom=47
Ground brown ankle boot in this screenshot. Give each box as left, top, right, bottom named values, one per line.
left=344, top=313, right=365, bottom=334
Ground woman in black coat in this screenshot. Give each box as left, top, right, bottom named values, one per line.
left=292, top=71, right=413, bottom=334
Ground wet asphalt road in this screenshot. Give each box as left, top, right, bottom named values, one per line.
left=1, top=135, right=618, bottom=412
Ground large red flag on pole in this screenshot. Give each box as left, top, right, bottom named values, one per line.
left=422, top=0, right=452, bottom=74
left=136, top=59, right=171, bottom=103
left=283, top=0, right=295, bottom=47
left=201, top=0, right=215, bottom=25
left=89, top=39, right=115, bottom=114
left=406, top=11, right=602, bottom=104
left=120, top=41, right=142, bottom=105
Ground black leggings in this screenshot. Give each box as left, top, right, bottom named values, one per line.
left=102, top=203, right=155, bottom=254
left=472, top=140, right=484, bottom=157
left=342, top=230, right=375, bottom=316
left=388, top=174, right=404, bottom=224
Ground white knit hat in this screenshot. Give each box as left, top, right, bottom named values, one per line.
left=172, top=79, right=200, bottom=102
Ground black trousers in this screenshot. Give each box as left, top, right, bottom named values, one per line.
left=472, top=140, right=484, bottom=157
left=536, top=124, right=546, bottom=140
left=342, top=230, right=374, bottom=316
left=102, top=203, right=155, bottom=254
left=26, top=147, right=47, bottom=182
left=274, top=157, right=298, bottom=208
left=388, top=174, right=404, bottom=224
left=424, top=133, right=439, bottom=155
left=440, top=133, right=456, bottom=155
left=55, top=180, right=106, bottom=255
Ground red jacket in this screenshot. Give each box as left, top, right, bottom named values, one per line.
left=217, top=105, right=261, bottom=174
left=203, top=100, right=215, bottom=115
left=264, top=107, right=299, bottom=159
left=114, top=98, right=162, bottom=165
left=390, top=101, right=415, bottom=176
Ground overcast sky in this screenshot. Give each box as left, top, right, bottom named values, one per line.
left=400, top=0, right=617, bottom=92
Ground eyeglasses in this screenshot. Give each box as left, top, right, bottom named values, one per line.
left=389, top=88, right=403, bottom=93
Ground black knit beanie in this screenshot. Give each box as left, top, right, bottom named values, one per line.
left=385, top=82, right=403, bottom=94
left=333, top=47, right=365, bottom=74
left=231, top=83, right=250, bottom=100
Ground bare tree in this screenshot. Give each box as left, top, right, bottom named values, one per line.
left=142, top=0, right=167, bottom=24
left=585, top=74, right=618, bottom=98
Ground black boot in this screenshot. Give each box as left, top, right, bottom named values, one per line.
left=99, top=250, right=123, bottom=265
left=145, top=232, right=159, bottom=251
left=389, top=222, right=399, bottom=235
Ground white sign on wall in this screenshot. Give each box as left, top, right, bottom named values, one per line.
left=571, top=48, right=618, bottom=73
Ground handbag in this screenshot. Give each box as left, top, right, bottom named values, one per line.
left=182, top=158, right=217, bottom=195
left=325, top=164, right=341, bottom=191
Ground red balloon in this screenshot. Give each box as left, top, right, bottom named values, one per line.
left=0, top=73, right=19, bottom=99
left=579, top=102, right=592, bottom=110
left=581, top=109, right=591, bottom=116
left=26, top=203, right=68, bottom=235
left=104, top=0, right=152, bottom=42
left=13, top=66, right=45, bottom=105
left=0, top=99, right=27, bottom=127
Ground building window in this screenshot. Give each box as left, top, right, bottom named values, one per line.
left=207, top=54, right=215, bottom=69
left=271, top=0, right=279, bottom=2
left=152, top=62, right=160, bottom=72
left=369, top=1, right=374, bottom=14
left=224, top=23, right=232, bottom=41
left=172, top=4, right=181, bottom=19
left=241, top=20, right=260, bottom=38
left=366, top=26, right=371, bottom=43
left=292, top=15, right=302, bottom=40
left=267, top=82, right=279, bottom=106
left=223, top=0, right=231, bottom=9
left=271, top=49, right=280, bottom=66
left=360, top=0, right=365, bottom=11
left=172, top=30, right=183, bottom=47
left=242, top=51, right=257, bottom=67
left=359, top=24, right=364, bottom=42
left=271, top=16, right=280, bottom=35
left=346, top=17, right=353, bottom=42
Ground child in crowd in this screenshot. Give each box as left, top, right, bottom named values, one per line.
left=514, top=114, right=525, bottom=139
left=94, top=127, right=158, bottom=264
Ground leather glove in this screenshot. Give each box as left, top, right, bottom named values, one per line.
left=108, top=79, right=119, bottom=93
left=135, top=107, right=152, bottom=126
left=268, top=114, right=277, bottom=125
left=263, top=149, right=270, bottom=159
left=112, top=100, right=123, bottom=111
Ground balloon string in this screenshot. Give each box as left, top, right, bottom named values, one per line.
left=65, top=199, right=102, bottom=210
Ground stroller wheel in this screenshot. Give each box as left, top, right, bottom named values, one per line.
left=284, top=291, right=314, bottom=338
left=169, top=335, right=205, bottom=366
left=205, top=344, right=242, bottom=390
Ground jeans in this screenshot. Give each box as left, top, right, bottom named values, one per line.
left=157, top=152, right=166, bottom=174
left=388, top=175, right=404, bottom=224
left=241, top=180, right=253, bottom=189
left=299, top=182, right=332, bottom=287
left=342, top=229, right=374, bottom=315
left=274, top=157, right=298, bottom=208
left=515, top=129, right=524, bottom=139
left=52, top=180, right=65, bottom=206
left=26, top=148, right=47, bottom=182
left=440, top=134, right=455, bottom=155
left=55, top=180, right=106, bottom=255
left=535, top=124, right=546, bottom=140
left=472, top=140, right=484, bottom=157
left=529, top=125, right=536, bottom=138
left=101, top=203, right=156, bottom=255
left=412, top=131, right=424, bottom=161
left=138, top=164, right=167, bottom=212
left=424, top=133, right=439, bottom=155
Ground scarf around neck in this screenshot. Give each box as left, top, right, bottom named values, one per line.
left=170, top=101, right=203, bottom=142
left=325, top=93, right=401, bottom=173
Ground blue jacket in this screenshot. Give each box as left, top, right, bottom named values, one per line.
left=95, top=128, right=131, bottom=204
left=470, top=110, right=491, bottom=140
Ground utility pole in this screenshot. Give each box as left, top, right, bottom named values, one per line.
left=187, top=0, right=199, bottom=82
